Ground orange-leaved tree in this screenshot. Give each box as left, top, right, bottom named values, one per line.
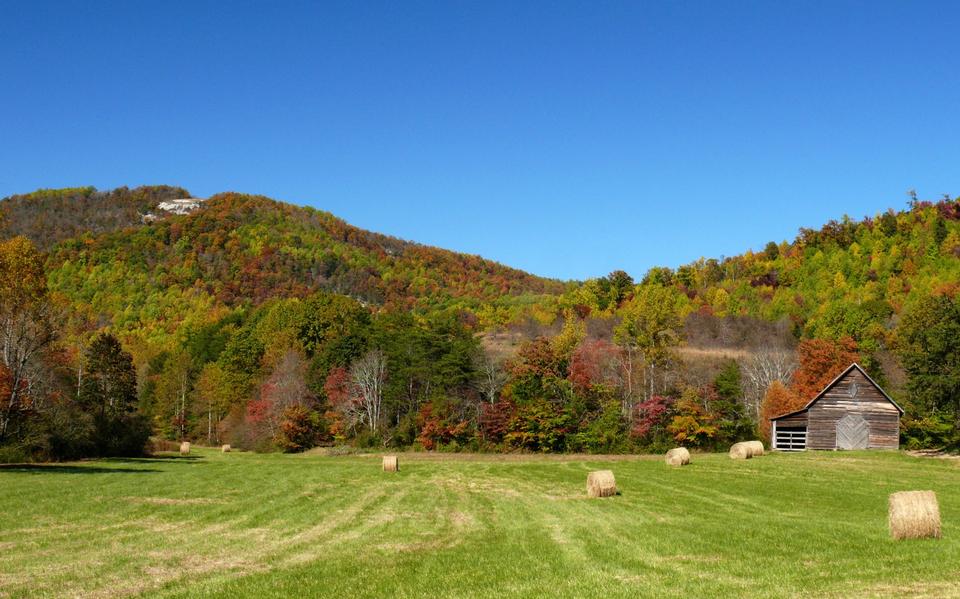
left=758, top=337, right=860, bottom=441
left=790, top=337, right=860, bottom=401
left=759, top=381, right=801, bottom=441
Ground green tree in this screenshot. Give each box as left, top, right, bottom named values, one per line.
left=79, top=333, right=150, bottom=456
left=614, top=285, right=688, bottom=400
left=898, top=293, right=960, bottom=440
left=80, top=333, right=138, bottom=418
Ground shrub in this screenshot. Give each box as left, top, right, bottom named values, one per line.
left=92, top=413, right=152, bottom=457
left=504, top=399, right=571, bottom=452
left=571, top=400, right=629, bottom=454
left=901, top=413, right=955, bottom=449
left=275, top=405, right=325, bottom=453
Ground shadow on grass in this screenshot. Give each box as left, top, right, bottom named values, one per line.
left=108, top=455, right=204, bottom=463
left=0, top=463, right=160, bottom=474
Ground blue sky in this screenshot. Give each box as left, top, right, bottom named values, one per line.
left=1, top=1, right=958, bottom=281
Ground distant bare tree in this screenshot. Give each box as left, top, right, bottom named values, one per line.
left=259, top=349, right=313, bottom=437
left=265, top=350, right=312, bottom=410
left=474, top=350, right=508, bottom=404
left=350, top=349, right=386, bottom=432
left=742, top=345, right=797, bottom=420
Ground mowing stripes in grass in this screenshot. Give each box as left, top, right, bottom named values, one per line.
left=1, top=450, right=958, bottom=598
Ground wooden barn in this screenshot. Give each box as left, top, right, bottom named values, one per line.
left=770, top=363, right=903, bottom=451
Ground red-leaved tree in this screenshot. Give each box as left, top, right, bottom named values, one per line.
left=631, top=395, right=674, bottom=441
left=567, top=339, right=621, bottom=395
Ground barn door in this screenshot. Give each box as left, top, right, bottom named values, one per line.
left=836, top=414, right=869, bottom=449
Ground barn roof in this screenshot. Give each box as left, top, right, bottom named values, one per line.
left=770, top=363, right=904, bottom=422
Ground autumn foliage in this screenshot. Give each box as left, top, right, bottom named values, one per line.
left=567, top=339, right=620, bottom=394
left=415, top=401, right=469, bottom=450
left=2, top=185, right=960, bottom=458
left=790, top=337, right=860, bottom=403
left=759, top=337, right=860, bottom=440
left=759, top=381, right=802, bottom=440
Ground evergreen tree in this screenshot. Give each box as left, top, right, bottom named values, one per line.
left=80, top=333, right=149, bottom=456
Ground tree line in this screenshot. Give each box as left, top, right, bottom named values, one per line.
left=3, top=230, right=960, bottom=461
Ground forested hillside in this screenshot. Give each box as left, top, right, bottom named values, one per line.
left=0, top=186, right=190, bottom=250
left=1, top=186, right=959, bottom=461
left=1, top=187, right=567, bottom=347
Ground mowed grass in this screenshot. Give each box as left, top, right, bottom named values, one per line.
left=1, top=450, right=959, bottom=598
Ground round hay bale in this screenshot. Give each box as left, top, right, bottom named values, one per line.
left=586, top=470, right=617, bottom=498
left=382, top=455, right=399, bottom=472
left=179, top=441, right=190, bottom=455
left=221, top=444, right=231, bottom=453
left=665, top=447, right=690, bottom=467
left=744, top=440, right=764, bottom=456
left=889, top=490, right=941, bottom=540
left=729, top=442, right=752, bottom=460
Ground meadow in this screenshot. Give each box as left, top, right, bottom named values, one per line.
left=1, top=449, right=958, bottom=598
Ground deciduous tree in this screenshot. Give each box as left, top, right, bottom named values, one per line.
left=0, top=237, right=56, bottom=442
left=897, top=292, right=960, bottom=436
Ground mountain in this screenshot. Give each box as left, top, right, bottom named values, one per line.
left=3, top=185, right=959, bottom=364
left=0, top=186, right=191, bottom=249
left=0, top=186, right=568, bottom=345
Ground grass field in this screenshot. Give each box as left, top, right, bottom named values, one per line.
left=1, top=449, right=958, bottom=598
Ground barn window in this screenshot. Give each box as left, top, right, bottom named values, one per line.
left=774, top=426, right=807, bottom=451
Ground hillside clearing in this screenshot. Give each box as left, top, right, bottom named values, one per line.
left=1, top=450, right=958, bottom=598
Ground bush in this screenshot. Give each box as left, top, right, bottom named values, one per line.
left=353, top=429, right=383, bottom=448
left=275, top=405, right=325, bottom=453
left=148, top=437, right=181, bottom=454
left=44, top=408, right=95, bottom=460
left=92, top=413, right=152, bottom=457
left=0, top=445, right=32, bottom=463
left=901, top=413, right=955, bottom=449
left=504, top=399, right=571, bottom=452
left=570, top=401, right=629, bottom=454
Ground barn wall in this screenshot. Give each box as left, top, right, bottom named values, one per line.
left=773, top=411, right=808, bottom=427
left=806, top=369, right=900, bottom=450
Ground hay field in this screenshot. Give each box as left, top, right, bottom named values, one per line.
left=1, top=450, right=958, bottom=598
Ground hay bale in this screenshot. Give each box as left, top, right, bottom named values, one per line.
left=382, top=455, right=399, bottom=472
left=586, top=470, right=617, bottom=497
left=744, top=440, right=765, bottom=457
left=729, top=442, right=752, bottom=459
left=889, top=491, right=941, bottom=540
left=179, top=441, right=190, bottom=455
left=221, top=444, right=231, bottom=453
left=665, top=447, right=690, bottom=467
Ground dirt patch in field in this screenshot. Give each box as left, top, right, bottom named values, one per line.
left=852, top=580, right=960, bottom=599
left=907, top=450, right=960, bottom=461
left=85, top=554, right=268, bottom=599
left=124, top=496, right=226, bottom=506
left=667, top=554, right=724, bottom=563
left=450, top=510, right=476, bottom=528
left=317, top=451, right=660, bottom=463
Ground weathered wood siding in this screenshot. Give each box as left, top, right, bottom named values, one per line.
left=806, top=368, right=899, bottom=450
left=774, top=411, right=808, bottom=427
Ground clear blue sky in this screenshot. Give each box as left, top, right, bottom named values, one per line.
left=1, top=1, right=958, bottom=281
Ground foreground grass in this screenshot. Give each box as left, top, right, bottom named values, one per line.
left=1, top=450, right=958, bottom=598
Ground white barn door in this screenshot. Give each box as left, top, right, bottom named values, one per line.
left=836, top=414, right=869, bottom=449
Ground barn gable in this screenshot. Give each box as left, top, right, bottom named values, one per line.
left=770, top=363, right=902, bottom=451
